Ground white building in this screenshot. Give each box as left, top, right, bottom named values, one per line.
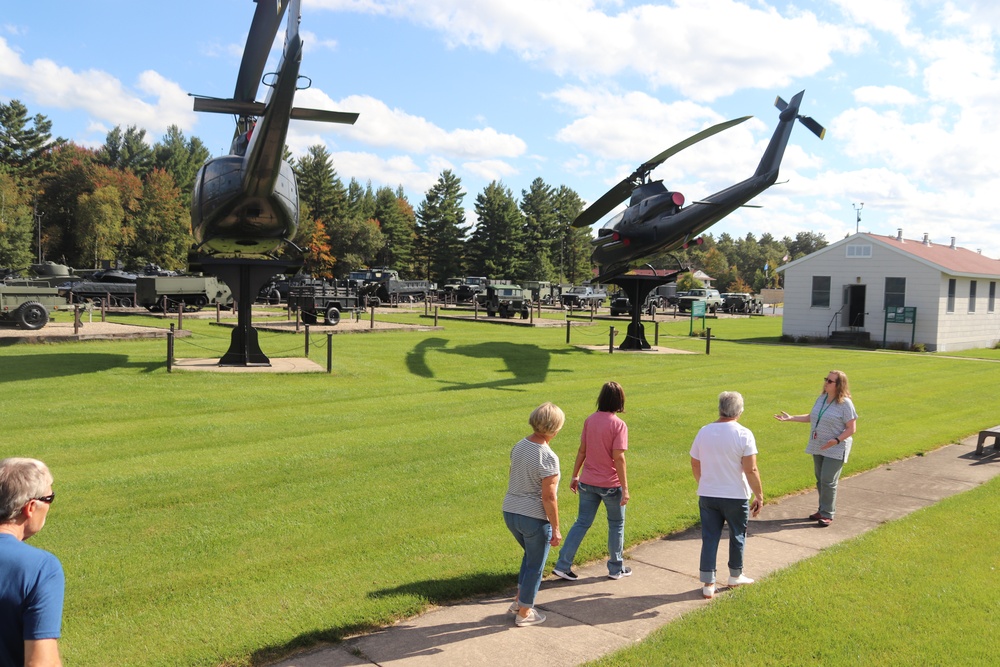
left=777, top=231, right=1000, bottom=352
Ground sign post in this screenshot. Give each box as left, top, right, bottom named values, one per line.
left=883, top=306, right=917, bottom=348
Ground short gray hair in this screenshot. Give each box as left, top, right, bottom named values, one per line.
left=718, top=391, right=744, bottom=419
left=0, top=458, right=53, bottom=523
left=529, top=402, right=565, bottom=437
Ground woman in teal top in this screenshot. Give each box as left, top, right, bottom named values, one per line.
left=774, top=370, right=858, bottom=526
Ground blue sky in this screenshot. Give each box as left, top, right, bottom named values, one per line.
left=4, top=0, right=1000, bottom=259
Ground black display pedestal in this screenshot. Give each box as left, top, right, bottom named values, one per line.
left=604, top=269, right=682, bottom=350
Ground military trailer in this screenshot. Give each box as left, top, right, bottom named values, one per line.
left=363, top=275, right=435, bottom=305
left=479, top=284, right=530, bottom=318
left=0, top=284, right=69, bottom=330
left=287, top=282, right=361, bottom=325
left=136, top=275, right=233, bottom=312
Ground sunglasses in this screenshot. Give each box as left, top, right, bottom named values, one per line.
left=33, top=492, right=55, bottom=504
left=824, top=378, right=837, bottom=384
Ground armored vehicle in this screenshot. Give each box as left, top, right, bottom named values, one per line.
left=136, top=275, right=233, bottom=312
left=0, top=284, right=69, bottom=330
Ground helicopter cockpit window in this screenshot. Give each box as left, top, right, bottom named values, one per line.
left=602, top=210, right=626, bottom=230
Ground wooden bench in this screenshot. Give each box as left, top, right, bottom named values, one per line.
left=975, top=430, right=1000, bottom=456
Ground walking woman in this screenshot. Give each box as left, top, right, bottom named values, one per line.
left=502, top=402, right=564, bottom=627
left=553, top=381, right=631, bottom=581
left=775, top=370, right=858, bottom=526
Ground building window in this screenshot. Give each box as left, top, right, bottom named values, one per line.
left=969, top=280, right=977, bottom=313
left=846, top=244, right=872, bottom=258
left=811, top=276, right=831, bottom=308
left=884, top=277, right=906, bottom=309
left=990, top=282, right=996, bottom=313
left=947, top=279, right=956, bottom=313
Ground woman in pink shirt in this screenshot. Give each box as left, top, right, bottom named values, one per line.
left=553, top=381, right=631, bottom=580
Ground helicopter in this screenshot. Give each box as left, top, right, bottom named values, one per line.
left=186, top=0, right=358, bottom=365
left=189, top=0, right=358, bottom=257
left=574, top=90, right=825, bottom=281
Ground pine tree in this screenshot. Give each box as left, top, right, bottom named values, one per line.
left=415, top=170, right=466, bottom=282
left=373, top=186, right=416, bottom=274
left=519, top=177, right=557, bottom=280
left=468, top=181, right=525, bottom=279
left=0, top=172, right=35, bottom=269
left=294, top=145, right=347, bottom=226
left=0, top=100, right=64, bottom=182
left=551, top=185, right=589, bottom=284
left=96, top=125, right=154, bottom=177
left=152, top=125, right=210, bottom=208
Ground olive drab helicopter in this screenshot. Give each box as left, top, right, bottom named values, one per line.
left=187, top=0, right=358, bottom=365
left=574, top=90, right=825, bottom=282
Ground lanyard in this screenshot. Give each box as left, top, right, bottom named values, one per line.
left=813, top=396, right=833, bottom=438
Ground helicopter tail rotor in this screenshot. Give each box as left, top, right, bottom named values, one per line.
left=775, top=95, right=826, bottom=140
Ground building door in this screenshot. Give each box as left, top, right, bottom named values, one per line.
left=844, top=284, right=866, bottom=328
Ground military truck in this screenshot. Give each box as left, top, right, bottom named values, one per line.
left=479, top=284, right=530, bottom=318
left=287, top=282, right=361, bottom=325
left=456, top=276, right=488, bottom=303
left=678, top=288, right=723, bottom=314
left=560, top=285, right=607, bottom=308
left=721, top=292, right=764, bottom=314
left=363, top=275, right=435, bottom=305
left=0, top=284, right=69, bottom=330
left=136, top=275, right=233, bottom=312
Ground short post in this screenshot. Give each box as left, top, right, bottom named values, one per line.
left=73, top=305, right=81, bottom=334
left=167, top=324, right=174, bottom=373
left=162, top=295, right=168, bottom=315
left=216, top=303, right=221, bottom=324
left=590, top=303, right=595, bottom=322
left=304, top=324, right=310, bottom=356
left=474, top=299, right=479, bottom=320
left=177, top=304, right=183, bottom=330
left=608, top=326, right=615, bottom=354
left=565, top=319, right=571, bottom=344
left=295, top=308, right=300, bottom=332
left=369, top=304, right=375, bottom=329
left=326, top=333, right=333, bottom=373
left=654, top=321, right=660, bottom=347
left=529, top=307, right=534, bottom=325
left=100, top=297, right=106, bottom=322
left=434, top=306, right=439, bottom=327
left=706, top=327, right=712, bottom=355
left=424, top=298, right=429, bottom=316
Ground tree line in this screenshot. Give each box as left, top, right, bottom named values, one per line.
left=1, top=99, right=826, bottom=290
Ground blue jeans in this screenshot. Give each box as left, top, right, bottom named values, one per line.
left=698, top=496, right=750, bottom=585
left=503, top=511, right=552, bottom=607
left=813, top=454, right=845, bottom=519
left=554, top=483, right=626, bottom=576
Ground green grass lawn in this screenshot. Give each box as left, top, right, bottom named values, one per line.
left=3, top=312, right=997, bottom=666
left=588, top=475, right=1000, bottom=667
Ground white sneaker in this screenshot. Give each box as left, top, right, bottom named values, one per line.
left=515, top=608, right=546, bottom=626
left=702, top=584, right=715, bottom=599
left=728, top=574, right=755, bottom=587
left=507, top=599, right=520, bottom=614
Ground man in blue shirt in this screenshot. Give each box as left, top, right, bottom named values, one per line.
left=1, top=458, right=64, bottom=667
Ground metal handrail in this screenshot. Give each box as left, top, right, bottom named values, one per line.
left=827, top=304, right=846, bottom=337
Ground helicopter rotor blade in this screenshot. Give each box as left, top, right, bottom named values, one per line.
left=634, top=115, right=752, bottom=178
left=799, top=115, right=826, bottom=140
left=571, top=115, right=752, bottom=228
left=775, top=95, right=788, bottom=112
left=572, top=178, right=634, bottom=228
left=233, top=0, right=289, bottom=103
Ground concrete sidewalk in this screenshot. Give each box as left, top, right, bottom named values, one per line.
left=271, top=431, right=1000, bottom=667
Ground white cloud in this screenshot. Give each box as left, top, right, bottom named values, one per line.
left=293, top=88, right=527, bottom=159
left=313, top=0, right=867, bottom=100
left=0, top=37, right=197, bottom=139
left=853, top=85, right=919, bottom=106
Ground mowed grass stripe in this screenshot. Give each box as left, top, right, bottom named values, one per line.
left=3, top=315, right=997, bottom=666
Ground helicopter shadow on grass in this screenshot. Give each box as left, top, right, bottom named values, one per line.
left=406, top=338, right=581, bottom=392
left=0, top=353, right=162, bottom=382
